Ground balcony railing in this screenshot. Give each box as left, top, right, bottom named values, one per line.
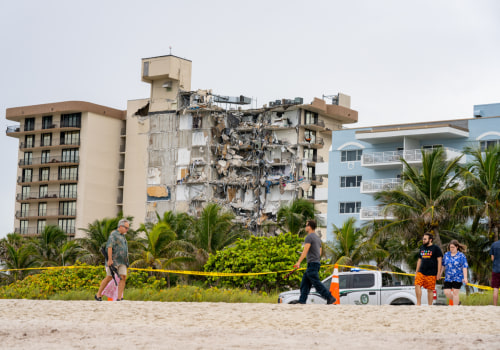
left=15, top=226, right=75, bottom=235
left=18, top=174, right=78, bottom=183
left=359, top=206, right=395, bottom=221
left=17, top=191, right=77, bottom=201
left=19, top=155, right=79, bottom=166
left=16, top=208, right=77, bottom=218
left=6, top=125, right=20, bottom=134
left=20, top=139, right=80, bottom=149
left=361, top=148, right=463, bottom=167
left=360, top=178, right=401, bottom=194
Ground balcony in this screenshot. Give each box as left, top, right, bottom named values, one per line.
left=361, top=148, right=464, bottom=169
left=6, top=122, right=79, bottom=136
left=19, top=155, right=79, bottom=167
left=300, top=137, right=324, bottom=149
left=20, top=139, right=80, bottom=150
left=301, top=119, right=326, bottom=132
left=17, top=174, right=78, bottom=184
left=17, top=191, right=77, bottom=202
left=15, top=208, right=77, bottom=219
left=360, top=178, right=401, bottom=194
left=304, top=155, right=324, bottom=166
left=15, top=226, right=75, bottom=235
left=359, top=206, right=395, bottom=221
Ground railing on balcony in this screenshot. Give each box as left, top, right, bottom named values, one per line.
left=6, top=125, right=21, bottom=134
left=18, top=174, right=78, bottom=183
left=15, top=208, right=77, bottom=218
left=360, top=178, right=401, bottom=193
left=20, top=139, right=81, bottom=149
left=19, top=155, right=79, bottom=166
left=17, top=191, right=77, bottom=201
left=359, top=206, right=395, bottom=220
left=304, top=120, right=325, bottom=128
left=15, top=226, right=76, bottom=235
left=362, top=147, right=463, bottom=167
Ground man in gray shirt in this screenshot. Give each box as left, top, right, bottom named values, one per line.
left=294, top=219, right=336, bottom=304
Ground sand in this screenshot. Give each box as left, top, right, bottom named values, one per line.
left=0, top=300, right=499, bottom=349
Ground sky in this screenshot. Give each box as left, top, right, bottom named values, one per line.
left=1, top=0, right=499, bottom=239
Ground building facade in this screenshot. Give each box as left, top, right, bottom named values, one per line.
left=6, top=102, right=126, bottom=237
left=5, top=55, right=358, bottom=239
left=326, top=108, right=500, bottom=241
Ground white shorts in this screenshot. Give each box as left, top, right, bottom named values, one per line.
left=106, top=264, right=127, bottom=277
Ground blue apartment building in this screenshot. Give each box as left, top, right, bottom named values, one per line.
left=325, top=103, right=500, bottom=242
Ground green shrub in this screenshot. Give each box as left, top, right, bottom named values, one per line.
left=204, top=233, right=305, bottom=292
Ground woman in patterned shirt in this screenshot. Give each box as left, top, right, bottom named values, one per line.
left=440, top=240, right=469, bottom=306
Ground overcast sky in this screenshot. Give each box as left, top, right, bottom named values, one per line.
left=1, top=1, right=499, bottom=239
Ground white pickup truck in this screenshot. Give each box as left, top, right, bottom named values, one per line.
left=278, top=269, right=447, bottom=305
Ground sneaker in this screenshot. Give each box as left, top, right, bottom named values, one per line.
left=327, top=296, right=336, bottom=305
left=94, top=294, right=102, bottom=301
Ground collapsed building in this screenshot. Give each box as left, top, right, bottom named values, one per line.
left=122, top=55, right=358, bottom=237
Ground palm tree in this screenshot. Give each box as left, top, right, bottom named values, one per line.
left=276, top=198, right=316, bottom=236
left=156, top=211, right=194, bottom=241
left=130, top=222, right=197, bottom=287
left=458, top=144, right=500, bottom=241
left=325, top=217, right=387, bottom=271
left=30, top=225, right=78, bottom=267
left=192, top=203, right=248, bottom=256
left=0, top=243, right=38, bottom=283
left=375, top=147, right=463, bottom=247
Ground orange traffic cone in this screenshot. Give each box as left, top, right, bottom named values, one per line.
left=329, top=264, right=340, bottom=304
left=448, top=298, right=454, bottom=306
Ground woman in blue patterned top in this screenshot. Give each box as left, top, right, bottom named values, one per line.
left=440, top=240, right=469, bottom=306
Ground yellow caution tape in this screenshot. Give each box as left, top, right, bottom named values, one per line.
left=0, top=264, right=493, bottom=290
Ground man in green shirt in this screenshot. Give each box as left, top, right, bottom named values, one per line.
left=95, top=219, right=130, bottom=301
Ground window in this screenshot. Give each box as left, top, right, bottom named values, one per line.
left=22, top=186, right=31, bottom=200
left=41, top=150, right=50, bottom=164
left=352, top=274, right=375, bottom=289
left=40, top=168, right=50, bottom=181
left=59, top=219, right=75, bottom=234
left=59, top=166, right=78, bottom=181
left=61, top=113, right=81, bottom=128
left=23, top=152, right=32, bottom=166
left=61, top=131, right=80, bottom=146
left=193, top=116, right=202, bottom=129
left=22, top=169, right=32, bottom=182
left=59, top=201, right=76, bottom=216
left=339, top=201, right=361, bottom=214
left=341, top=176, right=362, bottom=188
left=341, top=149, right=362, bottom=162
left=39, top=185, right=48, bottom=198
left=24, top=135, right=35, bottom=148
left=60, top=184, right=77, bottom=198
left=304, top=186, right=315, bottom=199
left=304, top=129, right=316, bottom=143
left=24, top=118, right=35, bottom=131
left=303, top=148, right=316, bottom=162
left=62, top=149, right=79, bottom=163
left=41, top=133, right=52, bottom=147
left=303, top=166, right=314, bottom=180
left=480, top=139, right=500, bottom=151
left=20, top=203, right=30, bottom=217
left=422, top=144, right=442, bottom=149
left=304, top=111, right=318, bottom=125
left=38, top=202, right=47, bottom=216
left=37, top=220, right=46, bottom=233
left=42, top=116, right=53, bottom=129
left=20, top=220, right=29, bottom=234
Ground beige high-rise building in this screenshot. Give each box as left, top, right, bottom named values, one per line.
left=6, top=55, right=358, bottom=239
left=6, top=102, right=126, bottom=237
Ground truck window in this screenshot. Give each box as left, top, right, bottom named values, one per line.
left=322, top=275, right=348, bottom=290
left=382, top=272, right=413, bottom=286
left=352, top=274, right=375, bottom=288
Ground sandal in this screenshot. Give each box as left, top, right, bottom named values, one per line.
left=94, top=294, right=102, bottom=301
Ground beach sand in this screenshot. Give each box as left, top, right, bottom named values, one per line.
left=0, top=300, right=499, bottom=349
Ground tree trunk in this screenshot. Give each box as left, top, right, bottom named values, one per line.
left=432, top=227, right=442, bottom=250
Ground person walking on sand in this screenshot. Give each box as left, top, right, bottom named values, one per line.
left=440, top=240, right=468, bottom=306
left=95, top=219, right=130, bottom=301
left=294, top=219, right=336, bottom=305
left=414, top=232, right=443, bottom=306
left=490, top=238, right=500, bottom=306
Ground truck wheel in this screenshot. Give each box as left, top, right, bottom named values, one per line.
left=390, top=298, right=414, bottom=305
left=289, top=300, right=301, bottom=304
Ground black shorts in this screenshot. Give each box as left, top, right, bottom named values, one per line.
left=443, top=281, right=462, bottom=290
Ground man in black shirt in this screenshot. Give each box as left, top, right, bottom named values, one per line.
left=414, top=232, right=443, bottom=305
left=294, top=220, right=336, bottom=304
